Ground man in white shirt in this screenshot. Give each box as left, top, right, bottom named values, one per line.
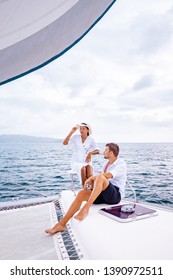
left=46, top=143, right=127, bottom=235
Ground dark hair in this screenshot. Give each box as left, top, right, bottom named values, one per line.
left=81, top=122, right=89, bottom=136
left=106, top=143, right=119, bottom=157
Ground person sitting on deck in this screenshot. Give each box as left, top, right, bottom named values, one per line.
left=63, top=122, right=99, bottom=188
left=45, top=143, right=127, bottom=235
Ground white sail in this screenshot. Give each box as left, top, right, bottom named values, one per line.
left=0, top=0, right=116, bottom=85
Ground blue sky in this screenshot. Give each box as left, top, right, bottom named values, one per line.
left=0, top=0, right=173, bottom=143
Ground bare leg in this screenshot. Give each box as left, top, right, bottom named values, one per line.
left=81, top=166, right=87, bottom=188
left=74, top=174, right=109, bottom=221
left=86, top=165, right=93, bottom=178
left=86, top=165, right=93, bottom=189
left=45, top=189, right=91, bottom=235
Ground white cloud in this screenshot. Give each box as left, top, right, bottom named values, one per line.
left=133, top=75, right=153, bottom=91
left=0, top=0, right=173, bottom=142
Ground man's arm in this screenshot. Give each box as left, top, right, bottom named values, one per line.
left=83, top=172, right=113, bottom=189
left=102, top=172, right=113, bottom=179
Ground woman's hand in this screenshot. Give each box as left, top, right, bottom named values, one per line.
left=71, top=126, right=77, bottom=133
left=63, top=126, right=77, bottom=145
left=85, top=152, right=91, bottom=163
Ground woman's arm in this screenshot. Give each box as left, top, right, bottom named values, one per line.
left=85, top=149, right=99, bottom=162
left=63, top=127, right=77, bottom=145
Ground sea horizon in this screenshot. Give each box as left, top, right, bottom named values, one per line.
left=0, top=136, right=172, bottom=208
left=0, top=134, right=173, bottom=144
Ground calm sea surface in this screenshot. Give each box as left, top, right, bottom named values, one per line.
left=0, top=136, right=173, bottom=208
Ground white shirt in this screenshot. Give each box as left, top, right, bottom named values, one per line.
left=102, top=157, right=127, bottom=198
left=69, top=134, right=99, bottom=164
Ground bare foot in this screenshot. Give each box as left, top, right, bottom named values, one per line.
left=74, top=205, right=89, bottom=221
left=45, top=222, right=66, bottom=235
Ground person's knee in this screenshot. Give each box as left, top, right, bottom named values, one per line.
left=96, top=174, right=105, bottom=181
left=81, top=166, right=86, bottom=173
left=95, top=174, right=109, bottom=190
left=76, top=189, right=90, bottom=201
left=76, top=189, right=86, bottom=199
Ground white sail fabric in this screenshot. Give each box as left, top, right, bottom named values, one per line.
left=0, top=0, right=116, bottom=85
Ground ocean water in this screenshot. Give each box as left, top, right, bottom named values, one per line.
left=0, top=136, right=173, bottom=209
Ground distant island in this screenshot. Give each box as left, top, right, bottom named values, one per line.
left=0, top=135, right=62, bottom=143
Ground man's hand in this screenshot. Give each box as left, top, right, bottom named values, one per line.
left=84, top=176, right=95, bottom=189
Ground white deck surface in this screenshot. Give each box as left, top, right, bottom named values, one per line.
left=0, top=191, right=173, bottom=260
left=61, top=190, right=173, bottom=260
left=0, top=203, right=61, bottom=260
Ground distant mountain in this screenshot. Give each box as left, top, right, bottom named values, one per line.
left=0, top=135, right=62, bottom=143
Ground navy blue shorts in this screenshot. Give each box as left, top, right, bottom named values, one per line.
left=93, top=182, right=121, bottom=205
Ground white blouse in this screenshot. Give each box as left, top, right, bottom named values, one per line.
left=69, top=134, right=99, bottom=165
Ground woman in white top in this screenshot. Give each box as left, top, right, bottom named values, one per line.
left=63, top=123, right=99, bottom=187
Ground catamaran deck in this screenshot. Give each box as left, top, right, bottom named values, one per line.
left=0, top=195, right=75, bottom=260
left=60, top=191, right=173, bottom=260
left=0, top=190, right=173, bottom=260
